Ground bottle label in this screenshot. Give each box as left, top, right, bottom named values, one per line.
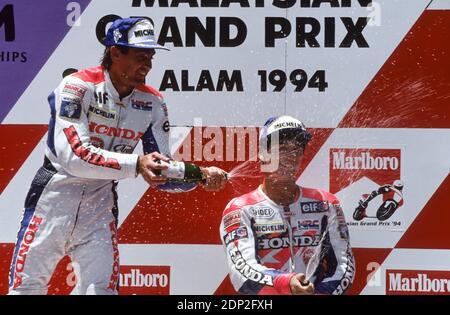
left=161, top=161, right=185, bottom=179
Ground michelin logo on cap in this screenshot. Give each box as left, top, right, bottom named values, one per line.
left=104, top=17, right=169, bottom=51
left=128, top=20, right=157, bottom=46
left=265, top=116, right=307, bottom=136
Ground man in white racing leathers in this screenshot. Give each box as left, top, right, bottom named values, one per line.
left=8, top=18, right=227, bottom=295
left=220, top=116, right=355, bottom=295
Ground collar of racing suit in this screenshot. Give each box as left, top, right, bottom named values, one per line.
left=104, top=70, right=135, bottom=104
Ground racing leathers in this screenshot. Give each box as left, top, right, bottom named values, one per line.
left=220, top=185, right=355, bottom=295
left=8, top=66, right=196, bottom=295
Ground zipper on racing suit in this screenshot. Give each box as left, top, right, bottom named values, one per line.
left=70, top=186, right=86, bottom=237
left=282, top=205, right=295, bottom=273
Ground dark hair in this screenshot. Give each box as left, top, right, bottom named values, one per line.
left=101, top=45, right=130, bottom=70
left=62, top=68, right=78, bottom=78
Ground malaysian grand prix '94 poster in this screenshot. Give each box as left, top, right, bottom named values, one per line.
left=0, top=0, right=449, bottom=298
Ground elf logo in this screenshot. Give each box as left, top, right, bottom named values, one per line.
left=119, top=266, right=170, bottom=295
left=329, top=148, right=401, bottom=194
left=386, top=270, right=450, bottom=295
left=223, top=227, right=248, bottom=245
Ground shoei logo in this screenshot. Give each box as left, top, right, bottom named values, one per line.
left=329, top=148, right=401, bottom=194
left=119, top=266, right=170, bottom=295
left=386, top=270, right=450, bottom=295
left=250, top=207, right=275, bottom=218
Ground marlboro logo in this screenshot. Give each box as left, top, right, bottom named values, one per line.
left=386, top=270, right=450, bottom=295
left=119, top=266, right=170, bottom=295
left=329, top=148, right=401, bottom=193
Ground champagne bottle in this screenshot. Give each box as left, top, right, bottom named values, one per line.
left=156, top=160, right=206, bottom=183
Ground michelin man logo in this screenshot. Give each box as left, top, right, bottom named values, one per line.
left=114, top=29, right=122, bottom=43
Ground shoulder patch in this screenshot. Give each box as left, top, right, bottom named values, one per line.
left=223, top=209, right=241, bottom=230
left=61, top=82, right=87, bottom=99
left=60, top=97, right=82, bottom=120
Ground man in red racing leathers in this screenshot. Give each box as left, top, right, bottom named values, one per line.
left=220, top=116, right=355, bottom=295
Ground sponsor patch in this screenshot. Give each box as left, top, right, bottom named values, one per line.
left=251, top=207, right=275, bottom=218
left=223, top=210, right=241, bottom=230
left=223, top=227, right=248, bottom=245
left=89, top=122, right=144, bottom=141
left=62, top=83, right=87, bottom=98
left=60, top=99, right=82, bottom=120
left=114, top=144, right=134, bottom=153
left=131, top=99, right=152, bottom=111
left=298, top=219, right=320, bottom=230
left=89, top=104, right=116, bottom=120
left=258, top=234, right=320, bottom=250
left=254, top=222, right=286, bottom=234
left=301, top=201, right=329, bottom=214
